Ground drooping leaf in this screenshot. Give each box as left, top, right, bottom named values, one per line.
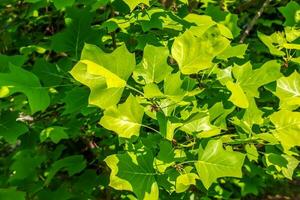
left=0, top=64, right=50, bottom=113
left=270, top=110, right=300, bottom=151
left=195, top=139, right=245, bottom=189
left=105, top=151, right=159, bottom=200
left=99, top=95, right=144, bottom=138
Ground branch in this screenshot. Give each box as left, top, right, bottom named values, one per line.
left=239, top=0, right=272, bottom=43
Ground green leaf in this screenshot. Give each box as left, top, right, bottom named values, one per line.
left=45, top=155, right=86, bottom=185
left=52, top=0, right=75, bottom=9
left=266, top=153, right=288, bottom=169
left=270, top=110, right=300, bottom=151
left=154, top=140, right=186, bottom=173
left=232, top=60, right=282, bottom=97
left=171, top=27, right=230, bottom=74
left=278, top=1, right=300, bottom=26
left=183, top=14, right=216, bottom=36
left=51, top=8, right=100, bottom=59
left=62, top=87, right=89, bottom=115
left=10, top=150, right=45, bottom=181
left=122, top=0, right=149, bottom=11
left=225, top=80, right=249, bottom=108
left=175, top=173, right=199, bottom=193
left=275, top=72, right=300, bottom=110
left=257, top=32, right=285, bottom=56
left=32, top=58, right=62, bottom=87
left=217, top=44, right=248, bottom=60
left=281, top=155, right=299, bottom=180
left=0, top=111, right=28, bottom=144
left=99, top=95, right=144, bottom=138
left=164, top=72, right=186, bottom=98
left=204, top=5, right=240, bottom=37
left=133, top=45, right=172, bottom=84
left=245, top=144, right=259, bottom=162
left=105, top=151, right=159, bottom=200
left=0, top=54, right=27, bottom=72
left=195, top=139, right=245, bottom=189
left=0, top=188, right=26, bottom=200
left=70, top=44, right=135, bottom=109
left=232, top=97, right=264, bottom=133
left=156, top=112, right=182, bottom=140
left=0, top=64, right=50, bottom=113
left=40, top=126, right=69, bottom=143
left=180, top=113, right=220, bottom=138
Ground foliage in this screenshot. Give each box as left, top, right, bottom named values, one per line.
left=0, top=0, right=299, bottom=199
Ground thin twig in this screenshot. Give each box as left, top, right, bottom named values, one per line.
left=239, top=0, right=272, bottom=43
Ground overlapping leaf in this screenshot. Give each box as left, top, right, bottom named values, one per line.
left=70, top=44, right=135, bottom=109
left=105, top=151, right=159, bottom=200
left=195, top=140, right=245, bottom=189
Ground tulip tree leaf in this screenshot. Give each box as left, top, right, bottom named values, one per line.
left=217, top=44, right=248, bottom=60
left=70, top=44, right=135, bottom=109
left=278, top=1, right=300, bottom=26
left=51, top=8, right=100, bottom=59
left=45, top=155, right=86, bottom=185
left=0, top=111, right=28, bottom=144
left=171, top=27, right=230, bottom=74
left=180, top=113, right=220, bottom=138
left=40, top=126, right=69, bottom=143
left=105, top=151, right=159, bottom=200
left=99, top=95, right=144, bottom=138
left=133, top=45, right=172, bottom=84
left=62, top=87, right=89, bottom=115
left=0, top=188, right=26, bottom=200
left=195, top=139, right=245, bottom=189
left=0, top=54, right=27, bottom=72
left=52, top=0, right=75, bottom=9
left=226, top=81, right=249, bottom=108
left=281, top=155, right=299, bottom=180
left=175, top=173, right=199, bottom=193
left=123, top=0, right=150, bottom=11
left=257, top=31, right=285, bottom=56
left=270, top=110, right=300, bottom=151
left=232, top=60, right=282, bottom=97
left=275, top=72, right=300, bottom=110
left=0, top=64, right=50, bottom=113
